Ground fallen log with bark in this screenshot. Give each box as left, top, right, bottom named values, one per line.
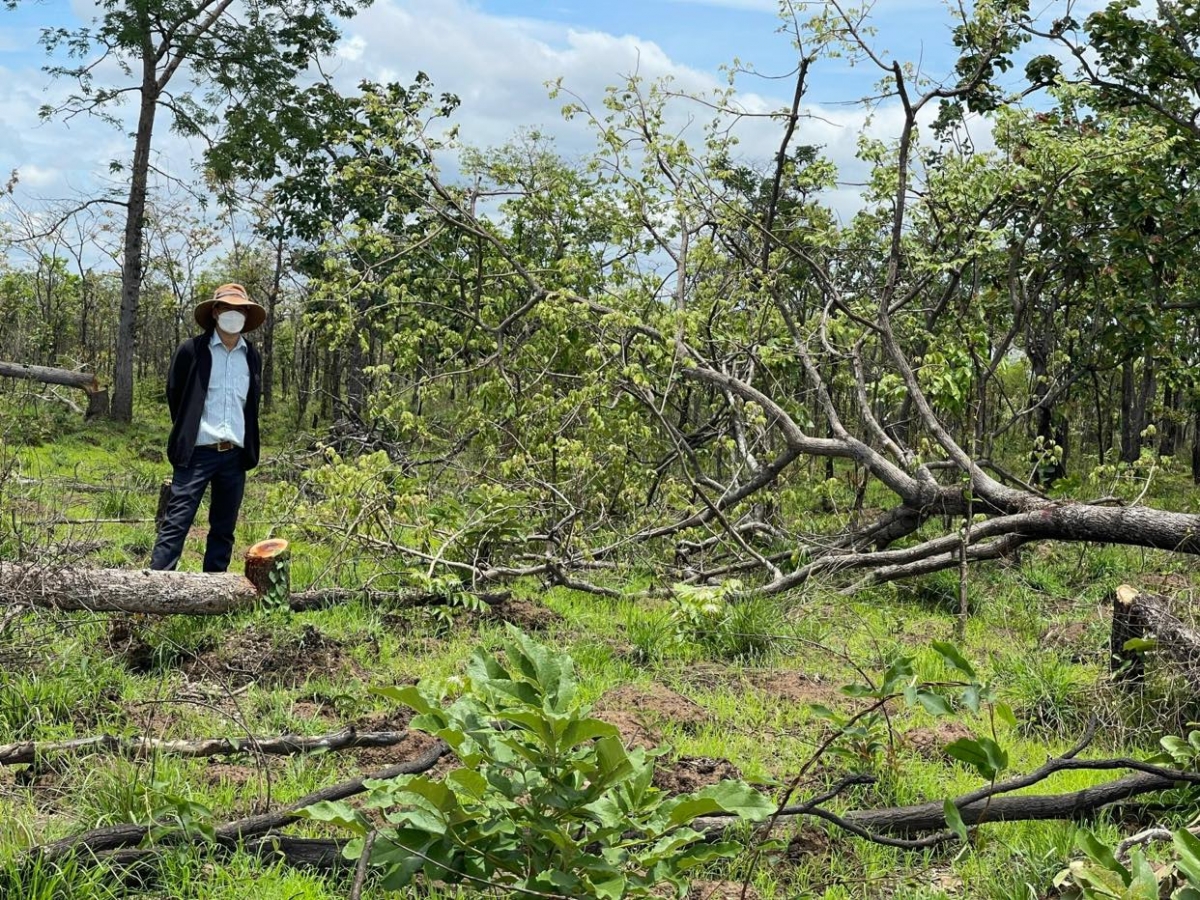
left=0, top=726, right=409, bottom=766
left=37, top=739, right=451, bottom=862
left=0, top=538, right=509, bottom=615
left=31, top=726, right=1200, bottom=875
left=0, top=360, right=108, bottom=418
left=0, top=539, right=290, bottom=615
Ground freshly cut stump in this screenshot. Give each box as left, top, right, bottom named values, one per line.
left=244, top=539, right=291, bottom=600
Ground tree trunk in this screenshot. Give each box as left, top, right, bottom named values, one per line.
left=0, top=361, right=107, bottom=418
left=110, top=35, right=160, bottom=423
left=1121, top=358, right=1138, bottom=463
left=0, top=539, right=289, bottom=615
left=1109, top=584, right=1200, bottom=690
left=262, top=236, right=284, bottom=412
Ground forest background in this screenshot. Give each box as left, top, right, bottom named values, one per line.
left=7, top=1, right=1200, bottom=898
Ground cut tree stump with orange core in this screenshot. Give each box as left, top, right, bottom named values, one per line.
left=244, top=538, right=291, bottom=599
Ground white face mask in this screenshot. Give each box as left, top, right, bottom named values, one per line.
left=216, top=310, right=246, bottom=334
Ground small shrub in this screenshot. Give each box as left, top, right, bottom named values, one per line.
left=668, top=581, right=783, bottom=662
left=302, top=627, right=774, bottom=897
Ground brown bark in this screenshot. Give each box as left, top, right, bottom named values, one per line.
left=39, top=739, right=450, bottom=861
left=243, top=538, right=290, bottom=598
left=840, top=771, right=1180, bottom=835
left=0, top=727, right=408, bottom=766
left=1109, top=585, right=1200, bottom=690
left=110, top=12, right=159, bottom=424
left=0, top=539, right=290, bottom=615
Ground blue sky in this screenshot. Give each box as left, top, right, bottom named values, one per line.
left=0, top=1, right=1031, bottom=216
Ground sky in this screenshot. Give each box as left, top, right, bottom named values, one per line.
left=0, top=0, right=1095, bottom=226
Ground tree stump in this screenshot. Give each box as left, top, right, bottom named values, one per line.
left=155, top=479, right=173, bottom=529
left=1111, top=584, right=1147, bottom=686
left=1110, top=583, right=1200, bottom=691
left=85, top=387, right=109, bottom=419
left=244, top=539, right=290, bottom=603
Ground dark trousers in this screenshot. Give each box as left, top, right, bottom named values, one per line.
left=149, top=447, right=246, bottom=572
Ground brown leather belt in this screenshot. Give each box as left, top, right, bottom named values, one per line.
left=201, top=441, right=237, bottom=452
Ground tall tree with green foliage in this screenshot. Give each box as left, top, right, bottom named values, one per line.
left=5, top=0, right=368, bottom=421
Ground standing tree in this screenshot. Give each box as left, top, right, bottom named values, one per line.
left=6, top=0, right=368, bottom=421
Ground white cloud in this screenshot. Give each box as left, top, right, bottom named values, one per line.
left=0, top=0, right=978, bottom=232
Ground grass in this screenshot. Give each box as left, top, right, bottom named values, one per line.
left=2, top=395, right=1200, bottom=897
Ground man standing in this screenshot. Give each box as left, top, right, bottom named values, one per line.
left=150, top=283, right=265, bottom=572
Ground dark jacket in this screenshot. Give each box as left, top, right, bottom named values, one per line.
left=165, top=330, right=262, bottom=470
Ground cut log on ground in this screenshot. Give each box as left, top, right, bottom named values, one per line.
left=0, top=360, right=108, bottom=418
left=42, top=754, right=1197, bottom=875
left=0, top=727, right=409, bottom=766
left=1110, top=584, right=1200, bottom=689
left=1, top=539, right=510, bottom=615
left=0, top=539, right=289, bottom=615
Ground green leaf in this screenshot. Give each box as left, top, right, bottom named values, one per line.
left=1173, top=828, right=1200, bottom=884
left=657, top=781, right=773, bottom=830
left=295, top=800, right=369, bottom=836
left=944, top=737, right=1007, bottom=780
left=943, top=799, right=969, bottom=844
left=1122, top=637, right=1157, bottom=652
left=446, top=768, right=488, bottom=800
left=994, top=702, right=1017, bottom=728
left=1076, top=828, right=1130, bottom=883
left=372, top=684, right=436, bottom=716
left=932, top=640, right=977, bottom=678
left=915, top=690, right=954, bottom=717
left=1127, top=849, right=1160, bottom=896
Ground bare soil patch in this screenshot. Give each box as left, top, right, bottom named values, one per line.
left=353, top=729, right=445, bottom=774
left=489, top=597, right=562, bottom=631
left=1140, top=573, right=1192, bottom=594
left=182, top=624, right=364, bottom=689
left=199, top=762, right=260, bottom=787
left=902, top=721, right=975, bottom=761
left=653, top=755, right=741, bottom=795
left=752, top=671, right=844, bottom=707
left=688, top=881, right=760, bottom=900
left=596, top=684, right=707, bottom=730
left=290, top=697, right=340, bottom=723
left=1040, top=620, right=1098, bottom=661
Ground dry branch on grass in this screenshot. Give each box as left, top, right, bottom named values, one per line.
left=0, top=727, right=409, bottom=766
left=31, top=726, right=1200, bottom=877
left=37, top=739, right=451, bottom=862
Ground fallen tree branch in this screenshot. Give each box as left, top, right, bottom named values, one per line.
left=37, top=739, right=450, bottom=861
left=0, top=727, right=409, bottom=766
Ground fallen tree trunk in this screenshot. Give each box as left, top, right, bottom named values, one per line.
left=840, top=770, right=1179, bottom=835
left=0, top=360, right=108, bottom=418
left=0, top=563, right=261, bottom=615
left=1111, top=584, right=1200, bottom=689
left=0, top=726, right=409, bottom=766
left=61, top=763, right=1191, bottom=875
left=38, top=738, right=450, bottom=861
left=1, top=541, right=510, bottom=615
left=0, top=540, right=288, bottom=615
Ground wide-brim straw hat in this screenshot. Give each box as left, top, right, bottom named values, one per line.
left=194, top=283, right=266, bottom=333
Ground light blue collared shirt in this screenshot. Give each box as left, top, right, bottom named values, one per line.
left=196, top=331, right=250, bottom=448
